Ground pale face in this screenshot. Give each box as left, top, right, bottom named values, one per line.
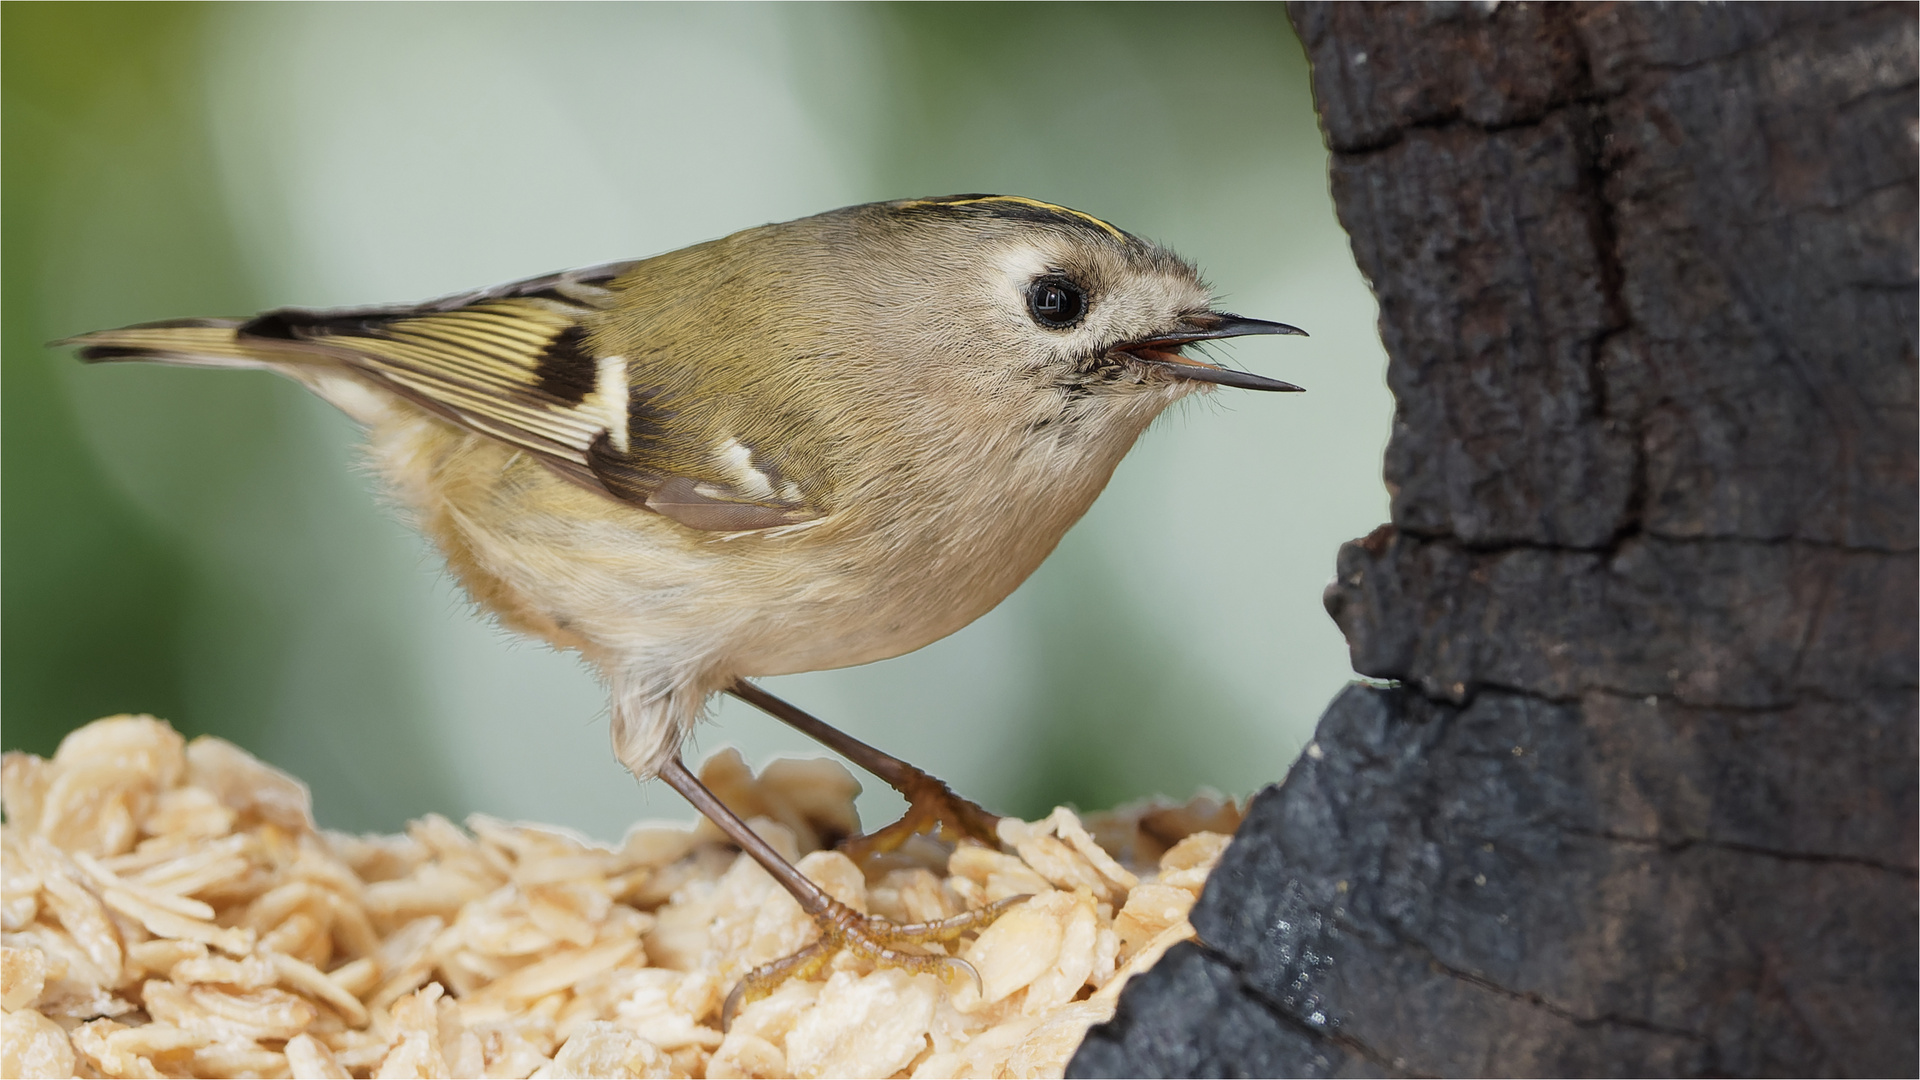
left=983, top=233, right=1218, bottom=376
left=800, top=197, right=1302, bottom=445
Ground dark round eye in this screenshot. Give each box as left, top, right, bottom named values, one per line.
left=1027, top=276, right=1087, bottom=328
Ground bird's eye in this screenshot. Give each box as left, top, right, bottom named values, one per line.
left=1027, top=277, right=1087, bottom=329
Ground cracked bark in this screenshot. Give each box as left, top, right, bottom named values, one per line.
left=1071, top=4, right=1916, bottom=1076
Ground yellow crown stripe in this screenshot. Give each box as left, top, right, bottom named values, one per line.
left=907, top=195, right=1127, bottom=242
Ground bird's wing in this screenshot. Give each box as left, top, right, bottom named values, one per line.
left=69, top=262, right=823, bottom=532
left=234, top=263, right=636, bottom=487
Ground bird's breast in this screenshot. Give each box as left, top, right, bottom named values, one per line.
left=724, top=417, right=1138, bottom=674
left=378, top=392, right=1149, bottom=684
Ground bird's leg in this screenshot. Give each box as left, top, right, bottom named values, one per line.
left=725, top=679, right=1004, bottom=859
left=655, top=755, right=1023, bottom=1029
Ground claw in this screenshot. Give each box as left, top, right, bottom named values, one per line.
left=718, top=894, right=1031, bottom=1032
left=721, top=939, right=831, bottom=1031
left=939, top=953, right=982, bottom=995
left=720, top=980, right=748, bottom=1033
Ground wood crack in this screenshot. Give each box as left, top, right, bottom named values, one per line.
left=1377, top=930, right=1715, bottom=1046
left=1564, top=827, right=1920, bottom=878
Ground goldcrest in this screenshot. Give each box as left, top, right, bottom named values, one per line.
left=69, top=195, right=1304, bottom=1008
left=71, top=193, right=1302, bottom=786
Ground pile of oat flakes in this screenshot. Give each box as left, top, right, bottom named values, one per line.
left=0, top=716, right=1236, bottom=1079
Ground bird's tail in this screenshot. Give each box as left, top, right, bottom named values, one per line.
left=64, top=318, right=303, bottom=372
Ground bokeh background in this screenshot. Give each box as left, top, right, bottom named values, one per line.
left=3, top=3, right=1390, bottom=840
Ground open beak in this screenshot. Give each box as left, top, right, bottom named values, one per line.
left=1114, top=312, right=1307, bottom=392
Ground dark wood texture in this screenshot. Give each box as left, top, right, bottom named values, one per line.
left=1071, top=4, right=1917, bottom=1075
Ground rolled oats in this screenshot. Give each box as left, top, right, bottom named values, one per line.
left=1, top=715, right=1239, bottom=1078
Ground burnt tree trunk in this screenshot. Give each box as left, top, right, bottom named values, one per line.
left=1072, top=4, right=1917, bottom=1076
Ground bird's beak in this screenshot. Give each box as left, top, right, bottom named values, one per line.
left=1113, top=312, right=1307, bottom=392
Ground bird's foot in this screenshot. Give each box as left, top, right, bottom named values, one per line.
left=838, top=770, right=1004, bottom=864
left=721, top=894, right=1027, bottom=1029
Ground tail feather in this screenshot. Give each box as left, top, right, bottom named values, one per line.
left=64, top=318, right=302, bottom=370
left=63, top=265, right=631, bottom=494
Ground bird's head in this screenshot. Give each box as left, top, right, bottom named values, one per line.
left=840, top=195, right=1304, bottom=435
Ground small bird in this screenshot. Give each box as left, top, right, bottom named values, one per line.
left=67, top=194, right=1304, bottom=1018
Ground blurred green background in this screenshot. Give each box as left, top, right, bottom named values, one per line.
left=3, top=2, right=1389, bottom=838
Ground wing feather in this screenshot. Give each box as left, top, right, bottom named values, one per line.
left=244, top=277, right=629, bottom=471
left=69, top=260, right=826, bottom=532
